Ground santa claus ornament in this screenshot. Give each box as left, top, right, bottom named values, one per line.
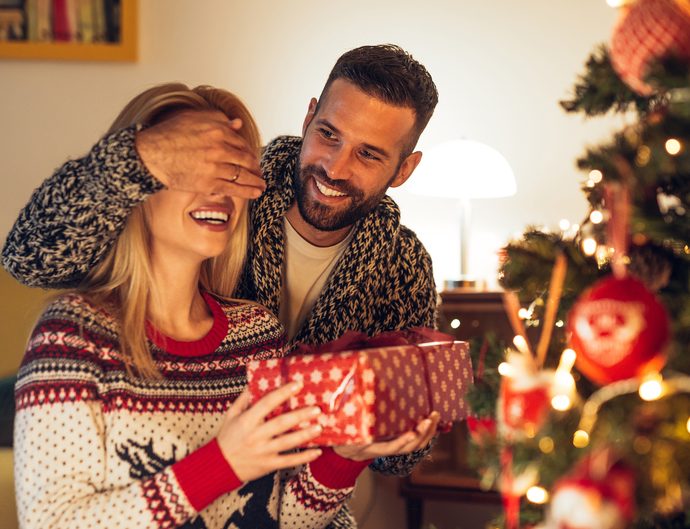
left=567, top=275, right=669, bottom=385
left=546, top=451, right=636, bottom=529
left=610, top=0, right=690, bottom=95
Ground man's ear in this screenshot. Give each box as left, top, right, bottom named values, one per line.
left=302, top=98, right=318, bottom=136
left=390, top=151, right=423, bottom=188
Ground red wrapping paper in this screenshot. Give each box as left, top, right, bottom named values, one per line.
left=246, top=329, right=473, bottom=446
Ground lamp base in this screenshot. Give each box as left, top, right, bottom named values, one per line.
left=443, top=277, right=483, bottom=291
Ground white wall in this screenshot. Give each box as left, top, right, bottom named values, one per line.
left=1, top=0, right=623, bottom=289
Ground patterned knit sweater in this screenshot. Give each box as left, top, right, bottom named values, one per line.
left=14, top=292, right=368, bottom=529
left=2, top=128, right=438, bottom=526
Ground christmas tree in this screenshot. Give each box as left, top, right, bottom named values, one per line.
left=466, top=1, right=690, bottom=528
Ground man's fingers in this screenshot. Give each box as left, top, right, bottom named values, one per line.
left=214, top=144, right=262, bottom=177
left=351, top=432, right=418, bottom=459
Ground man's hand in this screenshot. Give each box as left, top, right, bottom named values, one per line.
left=333, top=412, right=440, bottom=461
left=135, top=110, right=266, bottom=199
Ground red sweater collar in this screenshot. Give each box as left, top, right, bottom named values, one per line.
left=146, top=292, right=228, bottom=357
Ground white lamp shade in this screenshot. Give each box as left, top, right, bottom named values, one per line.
left=406, top=139, right=517, bottom=199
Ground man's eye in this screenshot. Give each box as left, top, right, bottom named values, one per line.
left=360, top=150, right=379, bottom=161
left=319, top=128, right=335, bottom=140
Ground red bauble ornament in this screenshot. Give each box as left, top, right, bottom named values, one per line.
left=467, top=416, right=497, bottom=443
left=610, top=0, right=690, bottom=95
left=567, top=276, right=669, bottom=385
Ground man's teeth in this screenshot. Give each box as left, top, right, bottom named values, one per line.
left=315, top=180, right=347, bottom=197
left=191, top=211, right=229, bottom=224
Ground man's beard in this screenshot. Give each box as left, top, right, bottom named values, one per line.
left=293, top=163, right=391, bottom=231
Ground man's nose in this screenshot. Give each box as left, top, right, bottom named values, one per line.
left=323, top=147, right=353, bottom=181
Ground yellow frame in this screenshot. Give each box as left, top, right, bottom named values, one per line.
left=0, top=0, right=137, bottom=62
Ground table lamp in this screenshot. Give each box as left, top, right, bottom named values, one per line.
left=405, top=139, right=516, bottom=288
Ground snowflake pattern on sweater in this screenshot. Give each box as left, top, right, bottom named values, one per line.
left=14, top=293, right=364, bottom=529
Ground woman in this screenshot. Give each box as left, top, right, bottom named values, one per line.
left=13, top=84, right=370, bottom=529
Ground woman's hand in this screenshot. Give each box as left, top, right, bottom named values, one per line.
left=332, top=411, right=440, bottom=461
left=217, top=383, right=323, bottom=482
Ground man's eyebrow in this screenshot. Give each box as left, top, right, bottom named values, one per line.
left=316, top=118, right=392, bottom=160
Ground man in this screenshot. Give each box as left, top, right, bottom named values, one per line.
left=3, top=44, right=440, bottom=528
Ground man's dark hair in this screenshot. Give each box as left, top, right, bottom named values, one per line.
left=318, top=44, right=439, bottom=154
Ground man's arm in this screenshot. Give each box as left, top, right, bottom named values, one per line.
left=2, top=127, right=160, bottom=288
left=369, top=226, right=439, bottom=475
left=2, top=111, right=266, bottom=288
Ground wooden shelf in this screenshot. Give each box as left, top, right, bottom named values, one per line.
left=399, top=290, right=508, bottom=529
left=0, top=0, right=137, bottom=62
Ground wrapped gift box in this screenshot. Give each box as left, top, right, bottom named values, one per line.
left=246, top=336, right=472, bottom=446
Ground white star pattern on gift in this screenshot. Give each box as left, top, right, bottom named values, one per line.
left=343, top=402, right=357, bottom=417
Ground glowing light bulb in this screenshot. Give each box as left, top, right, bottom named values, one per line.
left=558, top=349, right=577, bottom=372
left=639, top=373, right=664, bottom=401
left=513, top=335, right=529, bottom=354
left=539, top=436, right=554, bottom=454
left=526, top=486, right=549, bottom=504
left=590, top=210, right=604, bottom=224
left=498, top=362, right=514, bottom=377
left=559, top=219, right=571, bottom=231
left=582, top=238, right=597, bottom=256
left=665, top=138, right=682, bottom=155
left=555, top=320, right=564, bottom=328
left=686, top=417, right=690, bottom=434
left=573, top=430, right=589, bottom=448
left=518, top=308, right=530, bottom=319
left=450, top=318, right=461, bottom=329
left=589, top=169, right=603, bottom=183
left=539, top=437, right=554, bottom=454
left=551, top=394, right=572, bottom=411
left=554, top=370, right=575, bottom=389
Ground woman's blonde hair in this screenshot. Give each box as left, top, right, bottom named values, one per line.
left=80, top=83, right=261, bottom=378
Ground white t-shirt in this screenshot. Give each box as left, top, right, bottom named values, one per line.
left=279, top=217, right=354, bottom=339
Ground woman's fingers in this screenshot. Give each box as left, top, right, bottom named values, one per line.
left=259, top=404, right=322, bottom=439
left=264, top=423, right=323, bottom=454
left=242, top=381, right=303, bottom=424
left=268, top=448, right=323, bottom=471
left=224, top=389, right=252, bottom=420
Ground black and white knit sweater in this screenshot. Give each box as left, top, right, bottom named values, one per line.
left=2, top=128, right=438, bottom=527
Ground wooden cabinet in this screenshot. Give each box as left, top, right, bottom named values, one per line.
left=0, top=0, right=137, bottom=62
left=399, top=290, right=512, bottom=529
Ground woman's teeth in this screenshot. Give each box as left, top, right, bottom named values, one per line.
left=315, top=180, right=347, bottom=197
left=190, top=211, right=229, bottom=224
